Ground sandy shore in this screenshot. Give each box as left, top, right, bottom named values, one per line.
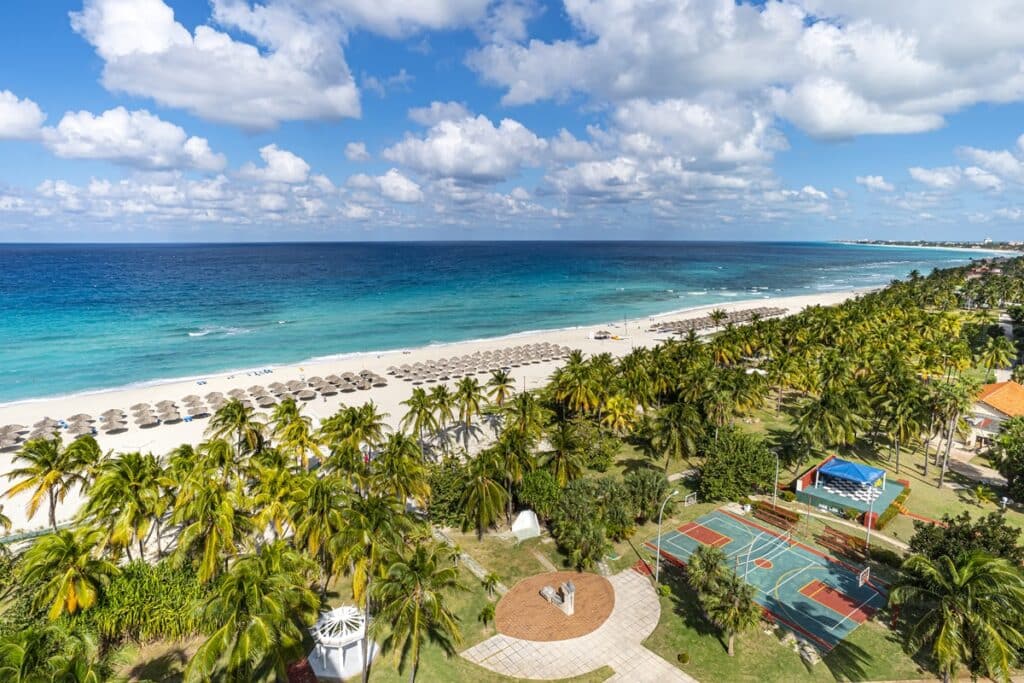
left=0, top=289, right=865, bottom=535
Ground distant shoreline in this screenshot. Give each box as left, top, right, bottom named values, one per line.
left=835, top=241, right=1022, bottom=256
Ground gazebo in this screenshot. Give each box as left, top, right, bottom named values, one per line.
left=308, top=605, right=377, bottom=680
left=796, top=456, right=904, bottom=517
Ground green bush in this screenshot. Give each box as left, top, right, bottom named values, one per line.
left=698, top=428, right=775, bottom=502
left=868, top=546, right=903, bottom=569
left=624, top=468, right=670, bottom=523
left=875, top=486, right=911, bottom=531
left=518, top=469, right=560, bottom=521
left=780, top=490, right=797, bottom=502
left=426, top=457, right=466, bottom=527
left=80, top=560, right=208, bottom=644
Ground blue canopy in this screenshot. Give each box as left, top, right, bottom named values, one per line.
left=818, top=458, right=885, bottom=486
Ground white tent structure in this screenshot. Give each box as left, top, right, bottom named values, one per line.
left=512, top=509, right=541, bottom=541
left=308, top=605, right=377, bottom=680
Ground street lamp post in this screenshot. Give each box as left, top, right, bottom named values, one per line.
left=772, top=450, right=780, bottom=508
left=655, top=489, right=680, bottom=585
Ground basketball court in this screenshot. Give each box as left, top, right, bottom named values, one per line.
left=646, top=509, right=887, bottom=651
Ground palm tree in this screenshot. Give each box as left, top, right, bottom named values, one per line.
left=977, top=335, right=1016, bottom=377
left=481, top=571, right=501, bottom=597
left=206, top=398, right=266, bottom=455
left=455, top=376, right=486, bottom=449
left=601, top=394, right=636, bottom=435
left=880, top=385, right=924, bottom=475
left=459, top=452, right=509, bottom=540
left=543, top=421, right=585, bottom=487
left=0, top=505, right=10, bottom=533
left=372, top=541, right=464, bottom=683
left=373, top=432, right=430, bottom=505
left=171, top=472, right=252, bottom=583
left=429, top=385, right=456, bottom=431
left=4, top=435, right=101, bottom=530
left=709, top=308, right=728, bottom=327
left=270, top=397, right=320, bottom=469
left=185, top=541, right=319, bottom=683
left=889, top=552, right=1024, bottom=683
left=503, top=391, right=551, bottom=441
left=18, top=526, right=118, bottom=620
left=702, top=571, right=761, bottom=657
left=333, top=493, right=409, bottom=683
left=250, top=463, right=299, bottom=542
left=80, top=450, right=166, bottom=561
left=401, top=388, right=438, bottom=450
left=686, top=544, right=726, bottom=595
left=290, top=473, right=346, bottom=589
left=652, top=402, right=703, bottom=472
left=491, top=430, right=535, bottom=525
left=487, top=369, right=515, bottom=407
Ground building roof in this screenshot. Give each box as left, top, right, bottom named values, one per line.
left=818, top=458, right=885, bottom=486
left=977, top=381, right=1024, bottom=418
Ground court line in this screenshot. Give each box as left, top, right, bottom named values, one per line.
left=828, top=593, right=883, bottom=632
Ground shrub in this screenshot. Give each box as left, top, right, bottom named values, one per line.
left=677, top=652, right=690, bottom=665
left=518, top=469, right=560, bottom=521
left=909, top=510, right=1024, bottom=563
left=698, top=428, right=776, bottom=502
left=574, top=420, right=620, bottom=472
left=624, top=468, right=671, bottom=523
left=874, top=486, right=911, bottom=530
left=426, top=457, right=466, bottom=527
left=780, top=490, right=797, bottom=502
left=843, top=507, right=861, bottom=521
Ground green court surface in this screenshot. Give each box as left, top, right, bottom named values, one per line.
left=646, top=509, right=887, bottom=651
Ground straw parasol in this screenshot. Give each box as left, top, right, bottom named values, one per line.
left=296, top=389, right=316, bottom=401
left=68, top=413, right=94, bottom=423
left=67, top=423, right=93, bottom=437
left=34, top=417, right=59, bottom=429
left=205, top=392, right=224, bottom=401
left=0, top=424, right=26, bottom=435
left=130, top=402, right=151, bottom=411
left=0, top=436, right=19, bottom=451
left=255, top=396, right=277, bottom=408
left=227, top=388, right=247, bottom=399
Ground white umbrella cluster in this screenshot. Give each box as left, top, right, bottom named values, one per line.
left=388, top=343, right=571, bottom=384
left=649, top=306, right=786, bottom=335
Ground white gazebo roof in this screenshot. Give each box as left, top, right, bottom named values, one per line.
left=310, top=605, right=366, bottom=648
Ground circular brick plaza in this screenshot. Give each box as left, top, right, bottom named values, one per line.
left=494, top=571, right=615, bottom=642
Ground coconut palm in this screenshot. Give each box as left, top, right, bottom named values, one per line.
left=250, top=463, right=300, bottom=542
left=0, top=505, right=10, bottom=533
left=686, top=544, right=726, bottom=595
left=373, top=432, right=430, bottom=505
left=372, top=541, right=464, bottom=683
left=652, top=402, right=703, bottom=472
left=401, top=388, right=438, bottom=449
left=543, top=421, right=586, bottom=487
left=601, top=394, right=636, bottom=435
left=459, top=452, right=509, bottom=540
left=290, top=472, right=346, bottom=589
left=503, top=391, right=551, bottom=441
left=977, top=335, right=1016, bottom=377
left=270, top=397, right=320, bottom=469
left=4, top=435, right=101, bottom=530
left=487, top=369, right=516, bottom=407
left=428, top=385, right=456, bottom=431
left=206, top=398, right=266, bottom=455
left=879, top=384, right=925, bottom=474
left=708, top=308, right=728, bottom=327
left=889, top=551, right=1024, bottom=683
left=702, top=571, right=761, bottom=657
left=455, top=376, right=486, bottom=449
left=185, top=541, right=319, bottom=683
left=80, top=451, right=166, bottom=561
left=18, top=526, right=118, bottom=620
left=171, top=473, right=252, bottom=584
left=333, top=493, right=409, bottom=683
left=491, top=430, right=536, bottom=525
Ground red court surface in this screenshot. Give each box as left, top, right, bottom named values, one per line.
left=799, top=579, right=876, bottom=623
left=678, top=521, right=732, bottom=547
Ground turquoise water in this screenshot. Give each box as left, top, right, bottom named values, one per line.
left=0, top=242, right=982, bottom=403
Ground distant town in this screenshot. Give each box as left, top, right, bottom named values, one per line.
left=841, top=239, right=1024, bottom=251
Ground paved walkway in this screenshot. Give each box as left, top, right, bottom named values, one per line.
left=461, top=569, right=695, bottom=682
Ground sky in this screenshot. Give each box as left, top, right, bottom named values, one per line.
left=1, top=1, right=1024, bottom=242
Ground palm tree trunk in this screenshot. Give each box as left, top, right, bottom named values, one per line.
left=362, top=574, right=373, bottom=683
left=727, top=632, right=735, bottom=656
left=894, top=438, right=901, bottom=474
left=409, top=657, right=418, bottom=683
left=938, top=415, right=957, bottom=488
left=506, top=475, right=513, bottom=527
left=154, top=518, right=163, bottom=557
left=138, top=537, right=146, bottom=562
left=48, top=491, right=57, bottom=530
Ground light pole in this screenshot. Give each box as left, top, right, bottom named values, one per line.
left=655, top=489, right=680, bottom=584
left=772, top=450, right=780, bottom=508
left=865, top=495, right=874, bottom=550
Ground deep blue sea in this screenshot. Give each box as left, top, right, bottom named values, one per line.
left=0, top=242, right=985, bottom=403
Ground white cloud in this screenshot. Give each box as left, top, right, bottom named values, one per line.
left=345, top=141, right=370, bottom=161
left=856, top=175, right=894, bottom=191
left=959, top=145, right=1024, bottom=182
left=258, top=193, right=288, bottom=211
left=408, top=101, right=471, bottom=126
left=41, top=107, right=225, bottom=171
left=240, top=144, right=310, bottom=183
left=383, top=114, right=547, bottom=182
left=300, top=0, right=490, bottom=37
left=469, top=1, right=1024, bottom=139
left=549, top=129, right=600, bottom=162
left=908, top=165, right=961, bottom=189
left=963, top=166, right=1004, bottom=191
left=0, top=91, right=46, bottom=140
left=377, top=168, right=423, bottom=203
left=71, top=0, right=360, bottom=130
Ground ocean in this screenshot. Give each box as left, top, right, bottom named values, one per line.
left=0, top=242, right=986, bottom=404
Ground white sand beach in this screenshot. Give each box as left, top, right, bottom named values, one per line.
left=0, top=289, right=866, bottom=535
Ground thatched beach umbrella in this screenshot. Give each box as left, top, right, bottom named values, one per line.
left=0, top=436, right=19, bottom=451
left=181, top=394, right=201, bottom=403
left=296, top=389, right=316, bottom=401
left=227, top=388, right=246, bottom=399
left=34, top=417, right=59, bottom=429
left=155, top=400, right=177, bottom=409
left=0, top=424, right=26, bottom=435
left=135, top=415, right=158, bottom=428
left=67, top=423, right=93, bottom=437
left=187, top=406, right=209, bottom=417
left=204, top=392, right=223, bottom=401
left=103, top=422, right=128, bottom=434
left=255, top=395, right=277, bottom=408
left=130, top=402, right=151, bottom=411
left=68, top=413, right=94, bottom=423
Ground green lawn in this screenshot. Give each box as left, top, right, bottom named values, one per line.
left=644, top=570, right=928, bottom=683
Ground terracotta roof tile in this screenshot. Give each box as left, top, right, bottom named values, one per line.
left=978, top=381, right=1024, bottom=418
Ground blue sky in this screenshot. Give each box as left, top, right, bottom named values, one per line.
left=1, top=0, right=1024, bottom=241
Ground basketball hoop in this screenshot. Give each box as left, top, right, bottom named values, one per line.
left=857, top=566, right=870, bottom=587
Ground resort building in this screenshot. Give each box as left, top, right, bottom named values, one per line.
left=969, top=381, right=1024, bottom=448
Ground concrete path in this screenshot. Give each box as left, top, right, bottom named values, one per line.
left=461, top=569, right=695, bottom=682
